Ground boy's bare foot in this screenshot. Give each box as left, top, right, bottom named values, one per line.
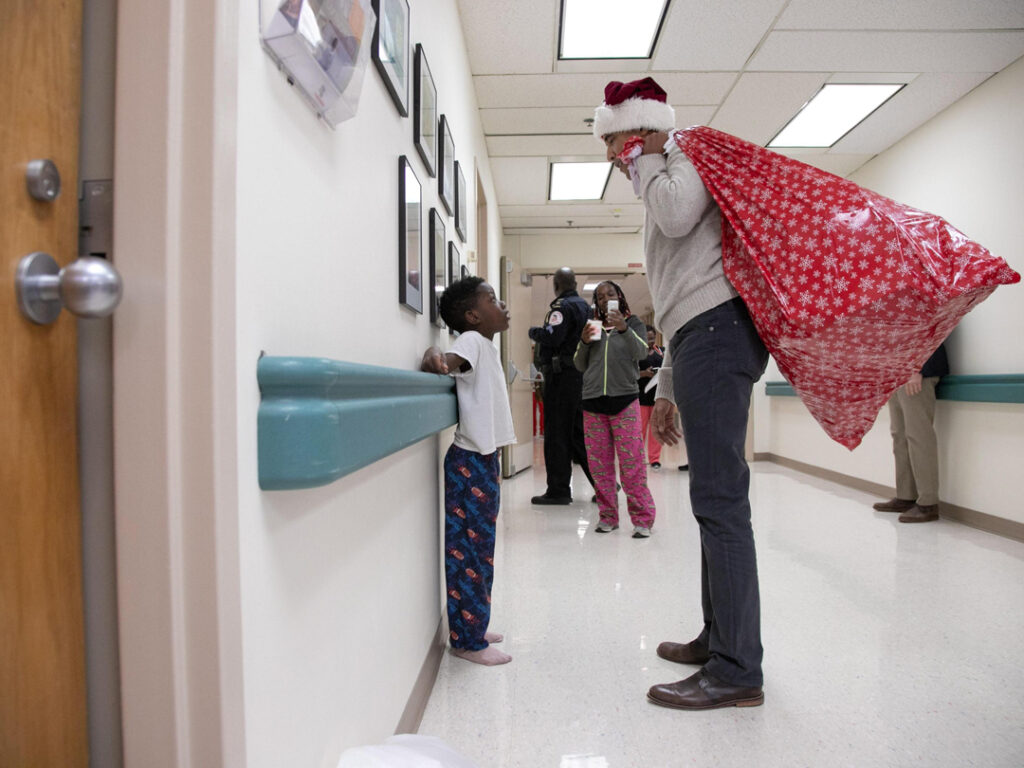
left=484, top=631, right=504, bottom=643
left=451, top=646, right=512, bottom=666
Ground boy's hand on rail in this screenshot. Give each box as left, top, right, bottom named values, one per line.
left=421, top=347, right=449, bottom=374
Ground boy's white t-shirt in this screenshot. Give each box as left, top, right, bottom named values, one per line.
left=449, top=330, right=515, bottom=456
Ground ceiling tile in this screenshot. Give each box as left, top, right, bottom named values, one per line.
left=500, top=204, right=645, bottom=219
left=486, top=134, right=604, bottom=157
left=505, top=226, right=642, bottom=235
left=481, top=107, right=598, bottom=136
left=474, top=72, right=737, bottom=109
left=709, top=72, right=828, bottom=144
left=490, top=156, right=551, bottom=205
left=455, top=0, right=557, bottom=75
left=502, top=214, right=645, bottom=229
left=748, top=31, right=1024, bottom=73
left=654, top=0, right=789, bottom=70
left=777, top=0, right=1024, bottom=31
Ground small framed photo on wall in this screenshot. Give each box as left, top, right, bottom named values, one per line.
left=447, top=241, right=460, bottom=288
left=429, top=209, right=446, bottom=328
left=398, top=156, right=423, bottom=313
left=454, top=160, right=468, bottom=243
left=438, top=115, right=455, bottom=215
left=413, top=44, right=437, bottom=177
left=371, top=0, right=411, bottom=116
left=447, top=242, right=460, bottom=335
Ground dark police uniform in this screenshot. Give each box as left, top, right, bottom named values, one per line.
left=528, top=289, right=594, bottom=499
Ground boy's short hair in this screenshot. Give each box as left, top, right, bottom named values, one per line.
left=439, top=276, right=485, bottom=332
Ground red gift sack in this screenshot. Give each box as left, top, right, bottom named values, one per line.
left=672, top=127, right=1020, bottom=449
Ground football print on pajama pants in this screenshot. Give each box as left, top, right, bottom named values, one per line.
left=444, top=444, right=500, bottom=651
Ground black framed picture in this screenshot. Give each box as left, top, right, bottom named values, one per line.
left=447, top=241, right=460, bottom=287
left=454, top=159, right=468, bottom=242
left=371, top=0, right=411, bottom=116
left=438, top=115, right=455, bottom=215
left=461, top=264, right=470, bottom=279
left=398, top=156, right=422, bottom=313
left=413, top=44, right=437, bottom=177
left=429, top=209, right=446, bottom=328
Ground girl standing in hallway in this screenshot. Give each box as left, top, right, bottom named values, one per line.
left=575, top=281, right=657, bottom=538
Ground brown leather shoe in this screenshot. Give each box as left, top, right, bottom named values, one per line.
left=899, top=504, right=939, bottom=523
left=648, top=670, right=764, bottom=710
left=873, top=497, right=916, bottom=513
left=656, top=640, right=710, bottom=665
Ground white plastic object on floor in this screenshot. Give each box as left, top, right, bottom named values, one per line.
left=336, top=734, right=479, bottom=768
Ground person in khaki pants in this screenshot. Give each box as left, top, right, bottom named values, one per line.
left=874, top=343, right=949, bottom=523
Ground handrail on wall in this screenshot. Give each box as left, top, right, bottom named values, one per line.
left=764, top=373, right=1024, bottom=404
left=257, top=356, right=457, bottom=490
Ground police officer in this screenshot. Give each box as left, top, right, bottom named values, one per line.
left=529, top=267, right=595, bottom=504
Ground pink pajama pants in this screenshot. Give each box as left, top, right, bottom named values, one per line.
left=639, top=404, right=662, bottom=464
left=583, top=400, right=657, bottom=529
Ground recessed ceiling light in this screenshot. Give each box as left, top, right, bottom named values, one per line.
left=768, top=83, right=904, bottom=148
left=560, top=0, right=668, bottom=59
left=549, top=162, right=612, bottom=201
left=582, top=282, right=600, bottom=291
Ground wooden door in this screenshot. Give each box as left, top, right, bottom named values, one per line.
left=1, top=1, right=88, bottom=766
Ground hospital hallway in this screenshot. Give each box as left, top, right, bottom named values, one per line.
left=418, top=442, right=1024, bottom=767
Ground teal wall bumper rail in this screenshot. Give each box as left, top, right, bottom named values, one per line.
left=258, top=356, right=457, bottom=490
left=765, top=374, right=1024, bottom=404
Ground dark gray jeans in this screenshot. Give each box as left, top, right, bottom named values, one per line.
left=670, top=297, right=768, bottom=687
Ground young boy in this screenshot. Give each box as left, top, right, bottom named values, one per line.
left=421, top=277, right=514, bottom=666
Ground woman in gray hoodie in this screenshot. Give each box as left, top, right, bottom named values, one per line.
left=574, top=281, right=657, bottom=538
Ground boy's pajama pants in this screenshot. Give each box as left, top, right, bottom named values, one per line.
left=583, top=400, right=657, bottom=529
left=444, top=444, right=500, bottom=651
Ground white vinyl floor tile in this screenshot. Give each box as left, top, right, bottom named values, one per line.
left=417, top=443, right=1024, bottom=767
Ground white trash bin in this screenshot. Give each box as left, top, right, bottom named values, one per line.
left=336, top=734, right=480, bottom=768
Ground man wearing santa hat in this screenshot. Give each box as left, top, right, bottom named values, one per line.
left=594, top=77, right=768, bottom=710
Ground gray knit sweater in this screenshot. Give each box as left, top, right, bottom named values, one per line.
left=573, top=314, right=649, bottom=400
left=633, top=139, right=738, bottom=404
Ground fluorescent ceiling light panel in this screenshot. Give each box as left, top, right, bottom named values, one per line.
left=769, top=84, right=903, bottom=148
left=549, top=162, right=612, bottom=201
left=560, top=0, right=667, bottom=59
left=582, top=282, right=600, bottom=291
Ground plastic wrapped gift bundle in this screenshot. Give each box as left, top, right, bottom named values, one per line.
left=672, top=127, right=1020, bottom=449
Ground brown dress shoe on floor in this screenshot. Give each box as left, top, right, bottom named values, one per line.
left=648, top=669, right=764, bottom=710
left=873, top=497, right=916, bottom=513
left=899, top=504, right=939, bottom=523
left=656, top=640, right=710, bottom=665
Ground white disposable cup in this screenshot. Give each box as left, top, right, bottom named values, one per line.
left=587, top=319, right=602, bottom=338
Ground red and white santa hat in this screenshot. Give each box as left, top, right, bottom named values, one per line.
left=593, top=77, right=675, bottom=138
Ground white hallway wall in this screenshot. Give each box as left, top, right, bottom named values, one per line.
left=233, top=1, right=501, bottom=765
left=754, top=55, right=1024, bottom=525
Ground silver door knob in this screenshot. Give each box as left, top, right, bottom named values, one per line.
left=15, top=251, right=123, bottom=324
left=26, top=159, right=62, bottom=202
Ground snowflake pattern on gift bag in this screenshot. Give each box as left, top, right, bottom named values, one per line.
left=671, top=127, right=1020, bottom=449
